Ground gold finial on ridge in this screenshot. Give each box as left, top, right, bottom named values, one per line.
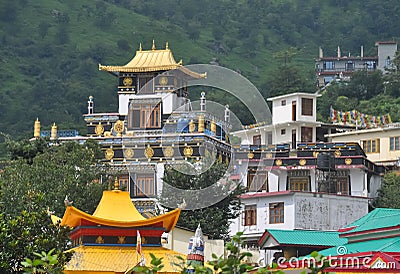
left=139, top=42, right=142, bottom=51
left=51, top=122, right=57, bottom=140
left=114, top=177, right=119, bottom=190
left=152, top=39, right=156, bottom=50
left=34, top=118, right=41, bottom=138
left=166, top=41, right=169, bottom=49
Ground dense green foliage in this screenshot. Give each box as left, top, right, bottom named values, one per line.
left=1, top=0, right=400, bottom=140
left=160, top=162, right=244, bottom=240
left=0, top=139, right=108, bottom=272
left=374, top=172, right=400, bottom=209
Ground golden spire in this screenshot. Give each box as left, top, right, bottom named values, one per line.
left=50, top=122, right=57, bottom=140
left=34, top=118, right=41, bottom=138
left=152, top=39, right=156, bottom=50
left=165, top=41, right=169, bottom=50
left=139, top=42, right=142, bottom=51
left=114, top=177, right=119, bottom=190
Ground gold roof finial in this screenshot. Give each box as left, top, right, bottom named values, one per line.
left=34, top=118, right=41, bottom=138
left=165, top=41, right=169, bottom=50
left=51, top=122, right=57, bottom=140
left=139, top=42, right=142, bottom=51
left=114, top=177, right=119, bottom=190
left=152, top=39, right=156, bottom=50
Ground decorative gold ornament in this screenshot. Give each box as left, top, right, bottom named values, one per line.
left=275, top=159, right=282, bottom=166
left=34, top=118, right=41, bottom=138
left=266, top=153, right=273, bottom=159
left=96, top=236, right=104, bottom=244
left=247, top=152, right=254, bottom=159
left=95, top=124, right=104, bottom=136
left=189, top=120, right=196, bottom=133
left=117, top=236, right=126, bottom=244
left=345, top=158, right=352, bottom=165
left=105, top=148, right=114, bottom=160
left=198, top=115, right=204, bottom=133
left=335, top=150, right=341, bottom=157
left=163, top=146, right=174, bottom=158
left=159, top=76, right=168, bottom=85
left=299, top=159, right=307, bottom=166
left=184, top=146, right=193, bottom=157
left=124, top=148, right=134, bottom=159
left=113, top=120, right=125, bottom=134
left=211, top=120, right=216, bottom=133
left=145, top=146, right=154, bottom=159
left=218, top=154, right=223, bottom=163
left=123, top=77, right=133, bottom=86
left=313, top=151, right=319, bottom=158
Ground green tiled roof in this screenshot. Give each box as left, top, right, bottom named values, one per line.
left=342, top=208, right=400, bottom=234
left=266, top=229, right=347, bottom=247
left=318, top=236, right=400, bottom=257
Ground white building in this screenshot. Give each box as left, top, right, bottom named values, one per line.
left=229, top=92, right=385, bottom=266
left=233, top=92, right=321, bottom=148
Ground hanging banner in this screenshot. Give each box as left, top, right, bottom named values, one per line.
left=330, top=106, right=391, bottom=128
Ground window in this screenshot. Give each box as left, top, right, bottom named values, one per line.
left=362, top=139, right=380, bottom=153
left=244, top=205, right=257, bottom=226
left=253, top=135, right=261, bottom=145
left=365, top=61, right=376, bottom=70
left=390, top=137, right=400, bottom=151
left=119, top=176, right=129, bottom=191
left=345, top=61, right=354, bottom=71
left=269, top=203, right=284, bottom=224
left=301, top=98, right=313, bottom=116
left=135, top=174, right=155, bottom=197
left=335, top=170, right=350, bottom=195
left=128, top=103, right=161, bottom=129
left=323, top=61, right=335, bottom=70
left=247, top=168, right=267, bottom=192
left=385, top=57, right=391, bottom=68
left=281, top=100, right=286, bottom=106
left=281, top=129, right=286, bottom=135
left=288, top=170, right=310, bottom=192
left=138, top=76, right=154, bottom=94
left=301, top=127, right=313, bottom=142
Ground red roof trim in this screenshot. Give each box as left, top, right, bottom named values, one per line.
left=341, top=224, right=400, bottom=238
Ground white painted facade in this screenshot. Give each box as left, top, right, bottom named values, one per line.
left=232, top=92, right=321, bottom=148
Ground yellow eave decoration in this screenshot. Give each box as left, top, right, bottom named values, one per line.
left=59, top=190, right=180, bottom=232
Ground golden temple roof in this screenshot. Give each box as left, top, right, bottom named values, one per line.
left=99, top=42, right=206, bottom=78
left=58, top=190, right=180, bottom=232
left=64, top=246, right=185, bottom=273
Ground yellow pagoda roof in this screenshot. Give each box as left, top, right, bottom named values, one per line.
left=99, top=42, right=206, bottom=78
left=59, top=190, right=180, bottom=232
left=64, top=246, right=185, bottom=273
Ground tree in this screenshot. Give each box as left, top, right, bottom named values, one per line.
left=0, top=139, right=108, bottom=217
left=0, top=139, right=109, bottom=272
left=374, top=172, right=400, bottom=208
left=0, top=209, right=71, bottom=273
left=160, top=162, right=244, bottom=240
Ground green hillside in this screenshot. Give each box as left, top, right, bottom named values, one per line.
left=0, top=0, right=399, bottom=141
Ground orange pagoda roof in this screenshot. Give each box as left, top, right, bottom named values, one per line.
left=98, top=41, right=206, bottom=78
left=59, top=190, right=180, bottom=232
